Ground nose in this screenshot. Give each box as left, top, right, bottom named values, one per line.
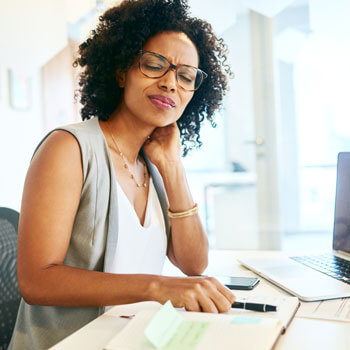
left=158, top=69, right=177, bottom=93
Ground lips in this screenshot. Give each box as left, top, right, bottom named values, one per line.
left=148, top=95, right=176, bottom=110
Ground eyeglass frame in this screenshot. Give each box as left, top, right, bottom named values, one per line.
left=138, top=50, right=208, bottom=91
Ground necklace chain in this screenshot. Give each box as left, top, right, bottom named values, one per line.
left=106, top=123, right=147, bottom=188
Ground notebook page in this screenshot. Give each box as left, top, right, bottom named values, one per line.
left=197, top=319, right=280, bottom=350
left=105, top=305, right=283, bottom=350
left=180, top=313, right=282, bottom=350
left=105, top=300, right=162, bottom=318
left=231, top=292, right=300, bottom=329
left=104, top=310, right=156, bottom=350
left=298, top=298, right=350, bottom=322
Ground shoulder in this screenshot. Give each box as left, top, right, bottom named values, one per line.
left=56, top=118, right=101, bottom=137
left=33, top=129, right=81, bottom=165
left=32, top=118, right=102, bottom=168
left=22, top=129, right=84, bottom=218
left=30, top=119, right=100, bottom=177
left=31, top=118, right=111, bottom=187
left=30, top=129, right=83, bottom=185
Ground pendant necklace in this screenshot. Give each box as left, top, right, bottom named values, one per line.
left=106, top=123, right=147, bottom=188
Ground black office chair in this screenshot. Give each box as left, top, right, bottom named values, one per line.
left=0, top=207, right=21, bottom=350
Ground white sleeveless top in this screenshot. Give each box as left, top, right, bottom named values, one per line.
left=109, top=177, right=167, bottom=274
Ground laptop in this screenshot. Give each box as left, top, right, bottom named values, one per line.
left=239, top=152, right=350, bottom=301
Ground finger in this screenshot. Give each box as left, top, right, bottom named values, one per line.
left=201, top=279, right=234, bottom=313
left=208, top=291, right=232, bottom=313
left=184, top=298, right=201, bottom=312
left=181, top=287, right=202, bottom=312
left=197, top=290, right=219, bottom=313
left=186, top=282, right=218, bottom=313
left=209, top=277, right=236, bottom=305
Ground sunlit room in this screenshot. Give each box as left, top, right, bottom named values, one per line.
left=1, top=0, right=350, bottom=349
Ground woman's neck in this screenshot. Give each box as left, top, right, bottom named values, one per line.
left=102, top=108, right=154, bottom=165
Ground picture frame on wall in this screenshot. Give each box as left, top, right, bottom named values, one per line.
left=8, top=69, right=31, bottom=111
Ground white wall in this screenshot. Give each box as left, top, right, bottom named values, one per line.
left=0, top=0, right=70, bottom=211
left=0, top=66, right=44, bottom=211
left=222, top=11, right=256, bottom=172
left=0, top=0, right=67, bottom=69
left=209, top=12, right=260, bottom=249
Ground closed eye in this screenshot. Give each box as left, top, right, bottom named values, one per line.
left=144, top=64, right=164, bottom=71
left=178, top=73, right=194, bottom=82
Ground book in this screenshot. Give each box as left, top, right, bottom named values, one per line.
left=104, top=294, right=300, bottom=350
left=231, top=291, right=300, bottom=332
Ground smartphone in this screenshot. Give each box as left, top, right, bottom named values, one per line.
left=215, top=276, right=260, bottom=290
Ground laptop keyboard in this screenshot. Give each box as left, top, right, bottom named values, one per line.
left=291, top=254, right=350, bottom=284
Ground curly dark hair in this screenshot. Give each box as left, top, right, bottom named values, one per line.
left=73, top=0, right=232, bottom=155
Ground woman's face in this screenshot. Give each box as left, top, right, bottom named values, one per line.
left=118, top=31, right=199, bottom=128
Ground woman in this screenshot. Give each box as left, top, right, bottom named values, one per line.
left=10, top=0, right=234, bottom=349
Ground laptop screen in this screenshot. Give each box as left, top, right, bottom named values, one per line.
left=333, top=152, right=350, bottom=253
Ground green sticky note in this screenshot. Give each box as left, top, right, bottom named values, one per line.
left=144, top=301, right=209, bottom=350
left=163, top=320, right=209, bottom=350
left=231, top=316, right=262, bottom=324
left=144, top=301, right=183, bottom=348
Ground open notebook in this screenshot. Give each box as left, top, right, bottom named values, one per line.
left=104, top=295, right=300, bottom=350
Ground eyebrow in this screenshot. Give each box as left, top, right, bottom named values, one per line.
left=144, top=51, right=198, bottom=68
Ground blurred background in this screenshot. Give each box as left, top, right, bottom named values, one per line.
left=1, top=0, right=349, bottom=251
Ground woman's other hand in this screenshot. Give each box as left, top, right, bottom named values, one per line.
left=143, top=123, right=181, bottom=168
left=150, top=276, right=235, bottom=313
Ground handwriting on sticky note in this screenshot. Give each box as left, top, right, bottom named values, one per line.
left=144, top=301, right=209, bottom=350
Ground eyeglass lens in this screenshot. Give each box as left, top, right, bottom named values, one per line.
left=139, top=52, right=204, bottom=91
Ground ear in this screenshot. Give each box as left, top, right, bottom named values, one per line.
left=116, top=71, right=126, bottom=88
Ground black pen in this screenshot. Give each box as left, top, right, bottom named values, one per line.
left=232, top=301, right=277, bottom=312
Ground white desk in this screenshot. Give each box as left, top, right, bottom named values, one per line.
left=50, top=250, right=350, bottom=350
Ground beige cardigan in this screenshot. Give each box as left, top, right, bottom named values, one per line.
left=9, top=117, right=170, bottom=350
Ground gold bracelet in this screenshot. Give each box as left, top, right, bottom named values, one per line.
left=167, top=203, right=198, bottom=219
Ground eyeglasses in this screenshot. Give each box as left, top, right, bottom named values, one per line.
left=138, top=50, right=208, bottom=91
